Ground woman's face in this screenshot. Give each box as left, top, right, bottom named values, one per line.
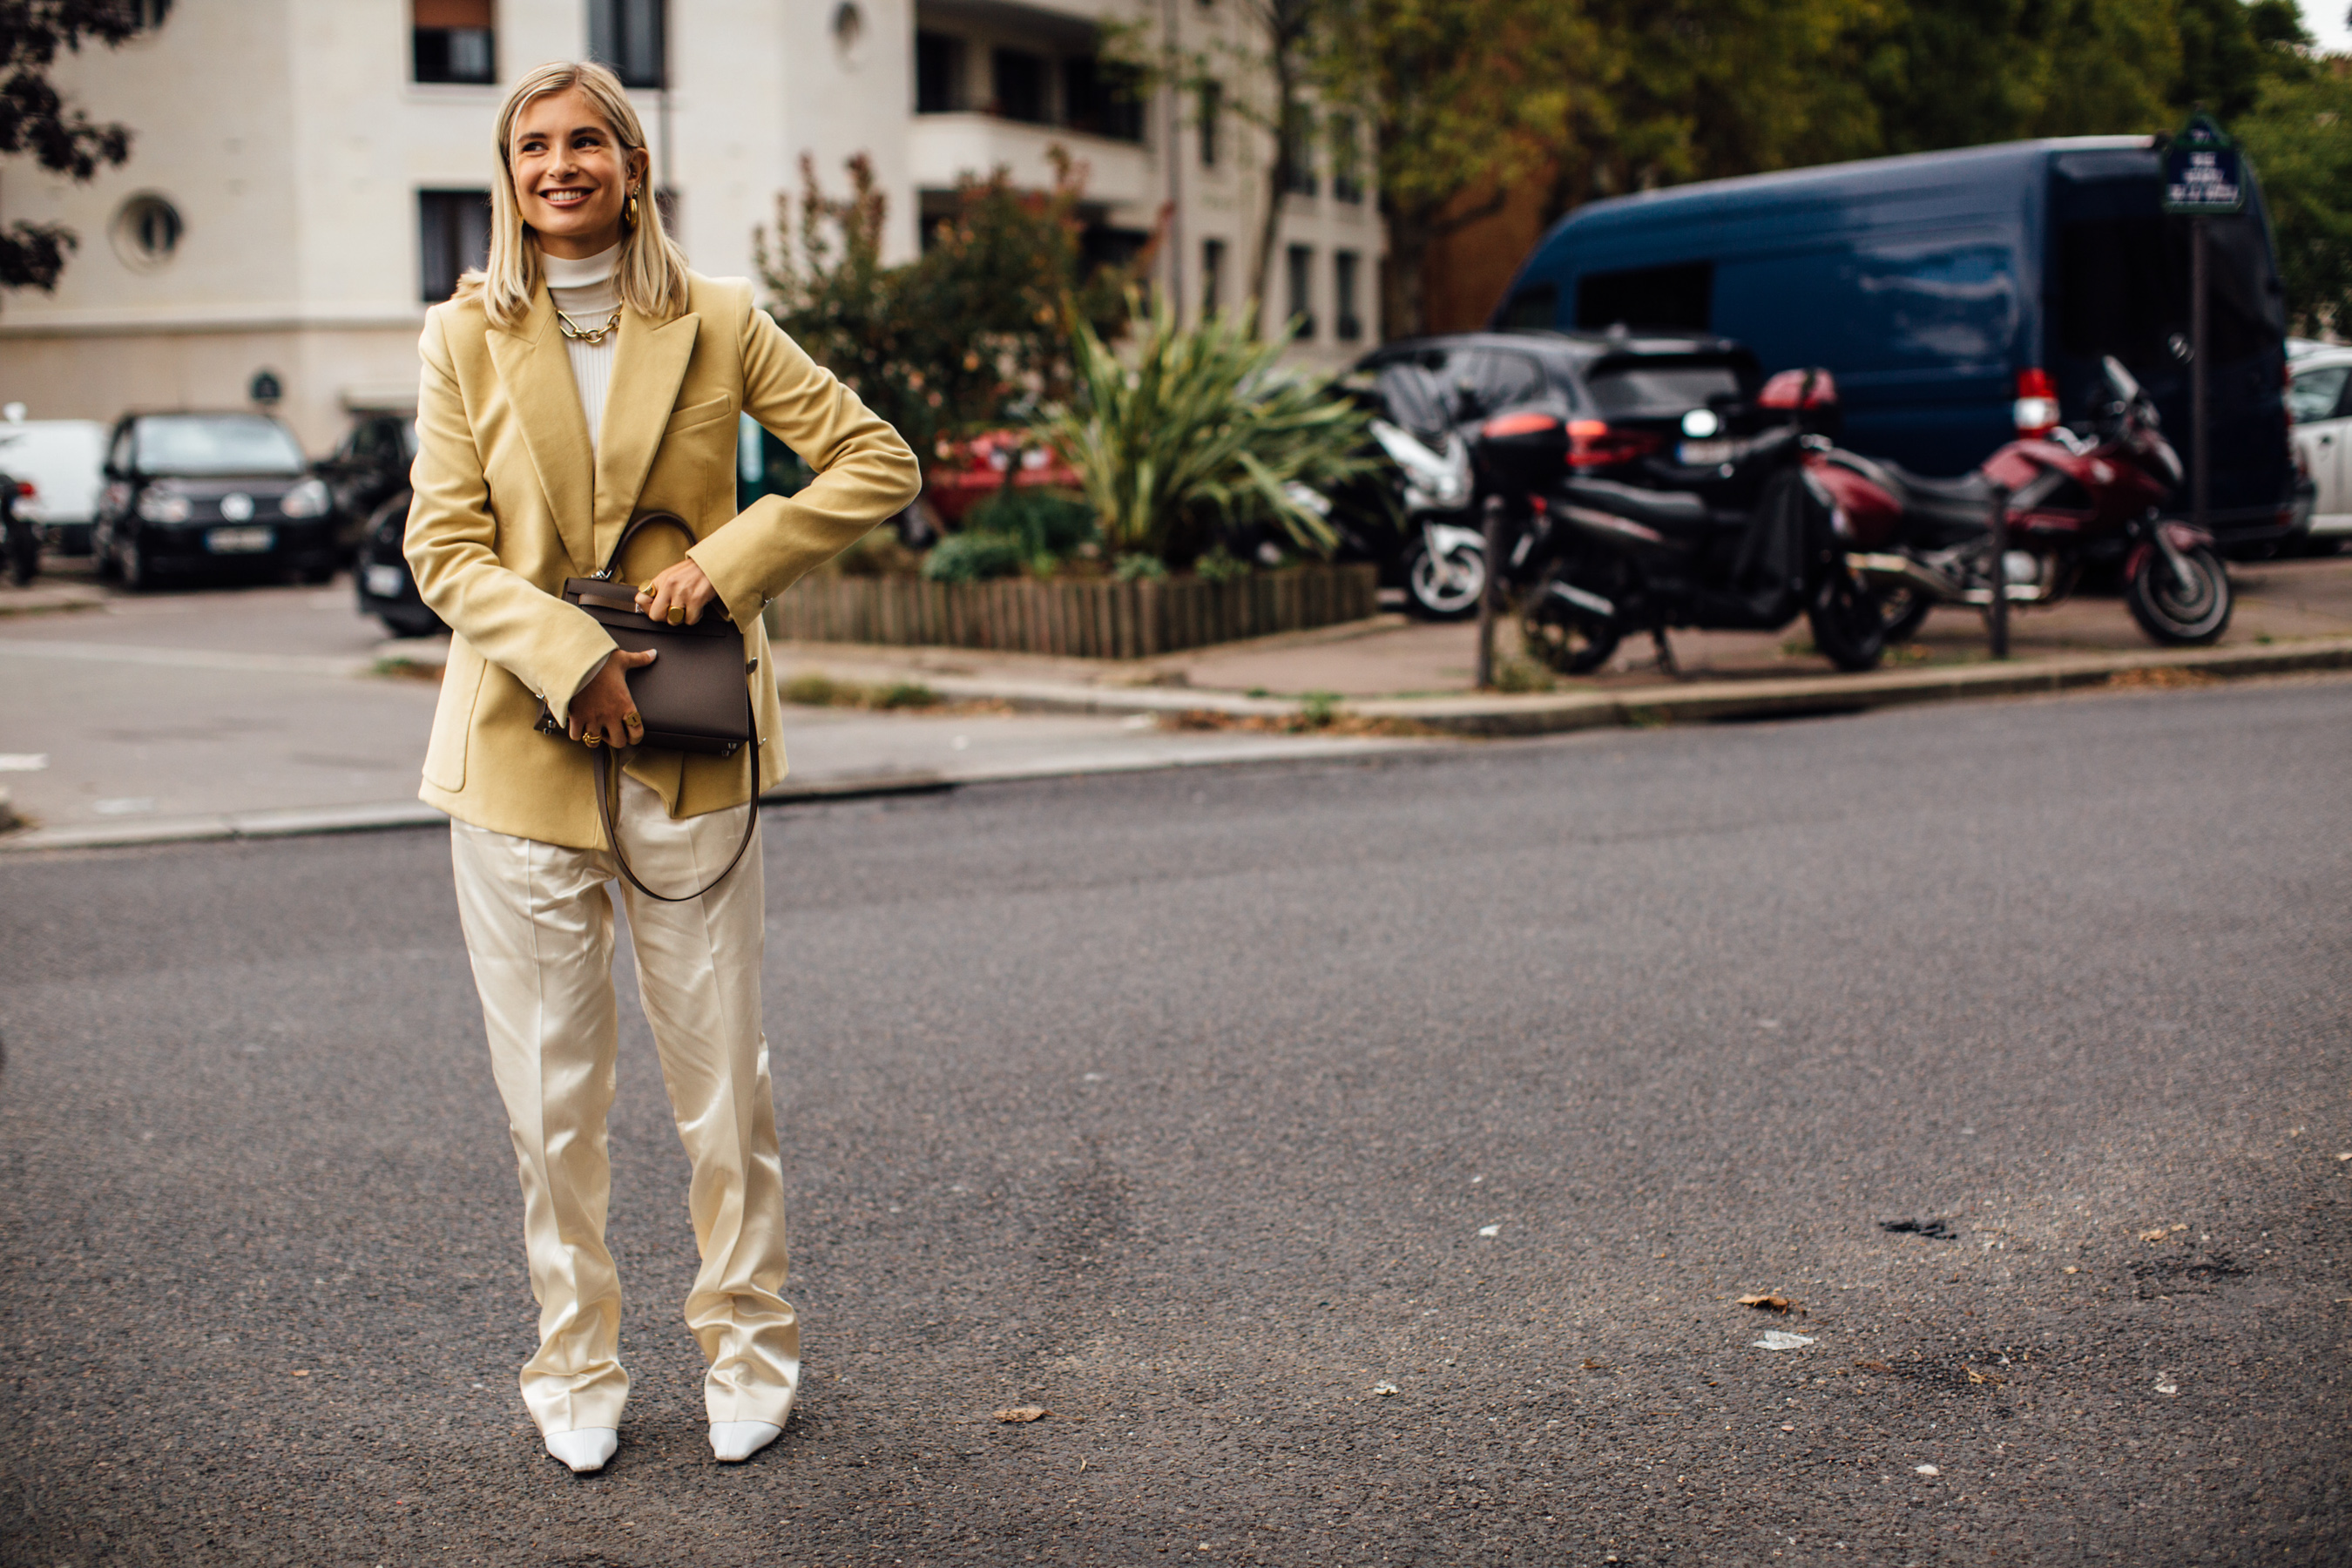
left=509, top=86, right=647, bottom=260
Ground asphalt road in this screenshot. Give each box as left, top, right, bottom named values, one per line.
left=3, top=679, right=2349, bottom=1566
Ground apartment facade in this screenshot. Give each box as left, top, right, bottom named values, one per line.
left=0, top=0, right=1379, bottom=453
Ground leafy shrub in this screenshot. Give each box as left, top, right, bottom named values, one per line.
left=1194, top=544, right=1250, bottom=584
left=1037, top=291, right=1378, bottom=564
left=922, top=531, right=1028, bottom=584
left=964, top=486, right=1098, bottom=562
left=1112, top=552, right=1168, bottom=581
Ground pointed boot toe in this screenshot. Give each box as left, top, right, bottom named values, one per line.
left=709, top=1420, right=782, bottom=1463
left=544, top=1428, right=618, bottom=1473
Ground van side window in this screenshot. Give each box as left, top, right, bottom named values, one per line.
left=1497, top=284, right=1557, bottom=330
left=1576, top=262, right=1713, bottom=332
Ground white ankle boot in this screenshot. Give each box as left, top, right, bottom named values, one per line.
left=709, top=1421, right=782, bottom=1462
left=544, top=1428, right=618, bottom=1473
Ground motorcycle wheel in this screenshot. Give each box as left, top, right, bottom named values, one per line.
left=2125, top=542, right=2232, bottom=645
left=1519, top=564, right=1623, bottom=675
left=1402, top=535, right=1485, bottom=620
left=1807, top=563, right=1888, bottom=672
left=1878, top=585, right=1930, bottom=643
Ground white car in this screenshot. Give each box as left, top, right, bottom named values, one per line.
left=2286, top=344, right=2352, bottom=553
left=0, top=412, right=109, bottom=553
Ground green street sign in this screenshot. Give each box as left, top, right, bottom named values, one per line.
left=2163, top=112, right=2244, bottom=215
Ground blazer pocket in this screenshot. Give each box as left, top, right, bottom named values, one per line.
left=664, top=394, right=734, bottom=436
left=422, top=640, right=487, bottom=793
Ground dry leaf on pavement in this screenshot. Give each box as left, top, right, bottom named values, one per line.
left=994, top=1406, right=1050, bottom=1423
left=1737, top=1293, right=1801, bottom=1315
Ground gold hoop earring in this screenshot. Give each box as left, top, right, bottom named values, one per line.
left=625, top=189, right=641, bottom=229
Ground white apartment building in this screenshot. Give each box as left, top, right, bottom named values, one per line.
left=0, top=0, right=1381, bottom=452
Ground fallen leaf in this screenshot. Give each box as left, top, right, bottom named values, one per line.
left=1372, top=1382, right=1400, bottom=1396
left=1964, top=1368, right=2005, bottom=1386
left=1581, top=1358, right=1608, bottom=1371
left=994, top=1406, right=1049, bottom=1423
left=1737, top=1293, right=1801, bottom=1315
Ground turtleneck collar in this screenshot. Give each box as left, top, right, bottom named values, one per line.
left=541, top=240, right=622, bottom=290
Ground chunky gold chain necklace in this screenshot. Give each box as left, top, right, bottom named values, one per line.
left=556, top=308, right=620, bottom=347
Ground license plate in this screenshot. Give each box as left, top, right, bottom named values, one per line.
left=363, top=563, right=407, bottom=598
left=206, top=525, right=274, bottom=553
left=1677, top=439, right=1736, bottom=466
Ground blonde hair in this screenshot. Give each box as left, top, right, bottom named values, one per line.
left=463, top=60, right=690, bottom=330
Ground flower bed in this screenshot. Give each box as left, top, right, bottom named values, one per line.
left=766, top=563, right=1380, bottom=659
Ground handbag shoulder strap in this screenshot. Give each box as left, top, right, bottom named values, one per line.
left=593, top=684, right=761, bottom=903
left=596, top=510, right=699, bottom=583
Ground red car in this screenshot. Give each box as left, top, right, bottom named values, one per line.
left=926, top=430, right=1081, bottom=524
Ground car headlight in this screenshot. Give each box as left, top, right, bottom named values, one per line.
left=279, top=477, right=331, bottom=518
left=136, top=489, right=193, bottom=524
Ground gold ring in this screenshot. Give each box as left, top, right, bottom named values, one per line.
left=584, top=734, right=602, bottom=748
left=666, top=605, right=685, bottom=625
left=624, top=712, right=642, bottom=727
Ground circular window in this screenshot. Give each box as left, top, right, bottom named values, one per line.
left=832, top=2, right=866, bottom=62
left=112, top=194, right=183, bottom=269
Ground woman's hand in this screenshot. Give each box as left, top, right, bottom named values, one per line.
left=634, top=558, right=720, bottom=625
left=568, top=647, right=657, bottom=748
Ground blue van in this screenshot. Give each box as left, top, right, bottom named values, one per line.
left=1492, top=137, right=2296, bottom=548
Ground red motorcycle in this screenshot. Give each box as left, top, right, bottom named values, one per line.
left=1805, top=356, right=2232, bottom=646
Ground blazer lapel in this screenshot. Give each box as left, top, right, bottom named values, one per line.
left=485, top=288, right=598, bottom=574
left=591, top=304, right=701, bottom=566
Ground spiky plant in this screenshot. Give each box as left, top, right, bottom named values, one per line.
left=1037, top=293, right=1376, bottom=564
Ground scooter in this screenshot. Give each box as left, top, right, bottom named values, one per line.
left=1809, top=356, right=2230, bottom=646
left=1511, top=369, right=1888, bottom=674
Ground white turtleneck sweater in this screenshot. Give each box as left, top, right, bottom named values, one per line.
left=543, top=242, right=622, bottom=453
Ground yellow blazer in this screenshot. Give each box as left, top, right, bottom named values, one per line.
left=407, top=270, right=919, bottom=848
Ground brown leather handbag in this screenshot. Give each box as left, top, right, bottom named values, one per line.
left=533, top=511, right=760, bottom=902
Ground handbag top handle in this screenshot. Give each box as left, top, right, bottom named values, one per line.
left=595, top=511, right=699, bottom=583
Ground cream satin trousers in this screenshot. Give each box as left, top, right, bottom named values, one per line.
left=449, top=773, right=797, bottom=1436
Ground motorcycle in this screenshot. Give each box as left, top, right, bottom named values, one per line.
left=1510, top=368, right=1889, bottom=674
left=1810, top=355, right=2230, bottom=646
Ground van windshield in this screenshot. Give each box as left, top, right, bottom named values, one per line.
left=1585, top=357, right=1746, bottom=417
left=133, top=415, right=308, bottom=476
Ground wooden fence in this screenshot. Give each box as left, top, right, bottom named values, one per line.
left=765, top=564, right=1381, bottom=659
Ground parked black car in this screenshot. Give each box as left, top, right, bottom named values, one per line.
left=1329, top=329, right=1765, bottom=616
left=355, top=488, right=443, bottom=638
left=319, top=411, right=416, bottom=555
left=93, top=412, right=340, bottom=590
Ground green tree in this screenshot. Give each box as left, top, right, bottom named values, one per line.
left=760, top=152, right=1141, bottom=476
left=0, top=0, right=168, bottom=289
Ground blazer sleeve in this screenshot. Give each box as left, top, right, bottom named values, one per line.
left=686, top=285, right=923, bottom=629
left=405, top=304, right=615, bottom=727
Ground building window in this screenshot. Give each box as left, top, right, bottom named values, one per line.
left=1281, top=104, right=1317, bottom=196
left=1198, top=80, right=1221, bottom=168
left=915, top=30, right=963, bottom=112
left=1286, top=243, right=1315, bottom=338
left=111, top=193, right=183, bottom=270
left=1334, top=250, right=1362, bottom=341
left=1063, top=55, right=1143, bottom=142
left=413, top=0, right=494, bottom=84
left=588, top=0, right=664, bottom=89
left=419, top=189, right=491, bottom=303
left=992, top=47, right=1047, bottom=123
left=1202, top=237, right=1225, bottom=314
left=1329, top=113, right=1362, bottom=204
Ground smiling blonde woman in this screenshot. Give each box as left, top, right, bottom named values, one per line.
left=406, top=60, right=918, bottom=1475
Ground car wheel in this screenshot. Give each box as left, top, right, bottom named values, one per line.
left=118, top=536, right=152, bottom=593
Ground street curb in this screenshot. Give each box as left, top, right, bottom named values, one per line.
left=0, top=735, right=1428, bottom=854
left=1346, top=636, right=2352, bottom=736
